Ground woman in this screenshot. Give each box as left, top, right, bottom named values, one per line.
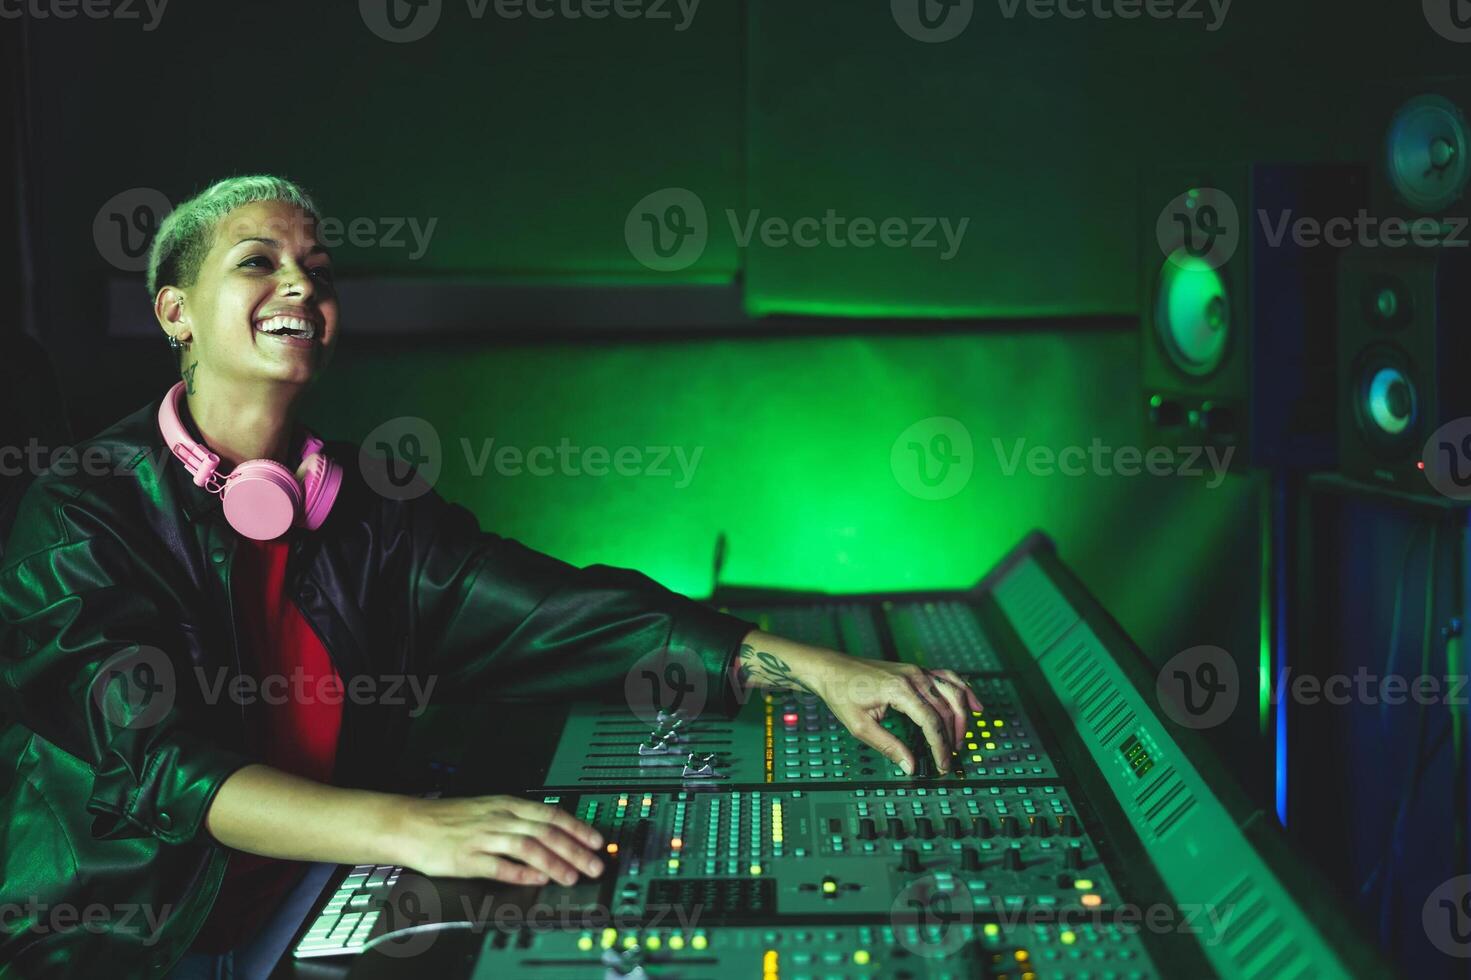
left=0, top=175, right=982, bottom=979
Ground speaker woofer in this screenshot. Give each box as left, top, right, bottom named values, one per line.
left=1154, top=249, right=1231, bottom=377
left=1351, top=344, right=1420, bottom=458
left=1385, top=94, right=1470, bottom=214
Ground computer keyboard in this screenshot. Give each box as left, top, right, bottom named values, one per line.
left=292, top=863, right=402, bottom=958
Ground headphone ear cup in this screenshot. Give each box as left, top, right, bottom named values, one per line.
left=222, top=461, right=304, bottom=540
left=296, top=451, right=343, bottom=531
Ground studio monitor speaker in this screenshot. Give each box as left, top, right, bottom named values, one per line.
left=1141, top=164, right=1368, bottom=472
left=1336, top=245, right=1471, bottom=492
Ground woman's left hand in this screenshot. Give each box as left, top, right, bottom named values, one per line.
left=732, top=630, right=984, bottom=776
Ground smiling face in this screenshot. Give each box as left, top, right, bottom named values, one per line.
left=164, top=199, right=340, bottom=387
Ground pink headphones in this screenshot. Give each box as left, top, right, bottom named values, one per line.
left=157, top=381, right=342, bottom=540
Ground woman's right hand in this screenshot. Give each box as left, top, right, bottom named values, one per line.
left=390, top=795, right=606, bottom=886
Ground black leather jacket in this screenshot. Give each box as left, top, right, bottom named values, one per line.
left=0, top=394, right=755, bottom=979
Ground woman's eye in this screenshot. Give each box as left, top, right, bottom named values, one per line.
left=239, top=256, right=272, bottom=269
left=309, top=266, right=334, bottom=280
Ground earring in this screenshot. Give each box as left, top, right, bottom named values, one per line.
left=167, top=335, right=184, bottom=351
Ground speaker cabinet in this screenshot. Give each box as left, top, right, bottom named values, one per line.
left=1336, top=246, right=1471, bottom=492
left=1141, top=164, right=1368, bottom=472
left=1369, top=78, right=1470, bottom=239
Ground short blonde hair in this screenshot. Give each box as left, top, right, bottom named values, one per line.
left=146, top=174, right=322, bottom=300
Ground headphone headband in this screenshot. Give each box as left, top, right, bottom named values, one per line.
left=156, top=381, right=341, bottom=539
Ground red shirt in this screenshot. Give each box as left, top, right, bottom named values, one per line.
left=190, top=536, right=344, bottom=954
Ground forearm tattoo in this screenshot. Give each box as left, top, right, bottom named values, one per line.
left=736, top=643, right=815, bottom=695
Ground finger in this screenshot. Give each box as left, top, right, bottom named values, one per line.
left=464, top=853, right=551, bottom=886
left=501, top=798, right=605, bottom=849
left=913, top=672, right=961, bottom=749
left=891, top=682, right=952, bottom=773
left=928, top=671, right=970, bottom=746
left=479, top=833, right=583, bottom=887
left=935, top=670, right=984, bottom=713
left=849, top=718, right=917, bottom=776
left=503, top=821, right=605, bottom=878
left=904, top=672, right=956, bottom=759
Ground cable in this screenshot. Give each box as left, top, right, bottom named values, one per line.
left=360, top=918, right=478, bottom=954
left=1353, top=520, right=1433, bottom=940
left=1379, top=519, right=1440, bottom=952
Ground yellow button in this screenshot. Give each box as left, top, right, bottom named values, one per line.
left=1060, top=930, right=1076, bottom=945
left=577, top=935, right=594, bottom=951
left=692, top=934, right=708, bottom=951
left=853, top=950, right=871, bottom=965
left=669, top=935, right=686, bottom=950
left=1073, top=879, right=1094, bottom=890
left=601, top=928, right=617, bottom=949
left=749, top=863, right=763, bottom=876
left=646, top=936, right=661, bottom=950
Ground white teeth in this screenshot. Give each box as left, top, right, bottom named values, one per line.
left=255, top=315, right=317, bottom=340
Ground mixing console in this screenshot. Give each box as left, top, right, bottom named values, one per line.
left=470, top=922, right=1153, bottom=979
left=542, top=678, right=1055, bottom=786
left=307, top=533, right=1385, bottom=979
left=886, top=599, right=1005, bottom=674
left=530, top=786, right=1120, bottom=923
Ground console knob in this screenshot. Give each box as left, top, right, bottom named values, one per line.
left=887, top=818, right=907, bottom=840
left=960, top=848, right=981, bottom=872
left=973, top=817, right=994, bottom=839
left=1065, top=844, right=1085, bottom=870
left=1033, top=818, right=1052, bottom=838
left=1002, top=848, right=1024, bottom=871
left=1060, top=815, right=1082, bottom=837
left=915, top=817, right=935, bottom=840
left=857, top=818, right=877, bottom=841
left=898, top=849, right=921, bottom=873
left=1001, top=816, right=1022, bottom=838
left=944, top=817, right=964, bottom=839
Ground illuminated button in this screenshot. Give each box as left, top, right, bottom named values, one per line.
left=646, top=935, right=661, bottom=950
left=601, top=928, right=617, bottom=949
left=1073, top=879, right=1094, bottom=891
left=750, top=864, right=763, bottom=876
left=692, top=933, right=708, bottom=951
left=1060, top=930, right=1076, bottom=945
left=1081, top=893, right=1102, bottom=908
left=623, top=935, right=638, bottom=949
left=577, top=934, right=594, bottom=951
left=669, top=935, right=685, bottom=950
left=1015, top=949, right=1030, bottom=962
left=853, top=950, right=871, bottom=965
left=983, top=923, right=1000, bottom=938
left=606, top=843, right=619, bottom=855
left=822, top=878, right=838, bottom=895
